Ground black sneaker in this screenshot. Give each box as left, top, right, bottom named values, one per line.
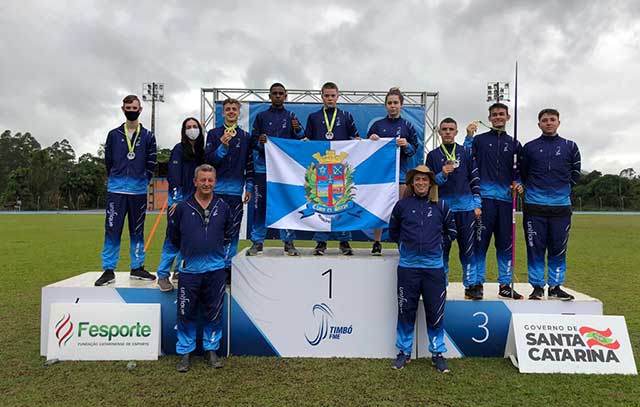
left=246, top=242, right=263, bottom=256
left=548, top=286, right=575, bottom=301
left=432, top=353, right=450, bottom=373
left=371, top=241, right=382, bottom=256
left=177, top=353, right=191, bottom=373
left=464, top=284, right=482, bottom=300
left=498, top=284, right=524, bottom=300
left=171, top=271, right=179, bottom=282
left=95, top=270, right=115, bottom=286
left=529, top=286, right=545, bottom=300
left=284, top=241, right=300, bottom=256
left=339, top=241, right=353, bottom=256
left=130, top=267, right=156, bottom=281
left=392, top=352, right=411, bottom=369
left=205, top=350, right=224, bottom=369
left=477, top=283, right=484, bottom=298
left=157, top=277, right=174, bottom=292
left=313, top=241, right=327, bottom=256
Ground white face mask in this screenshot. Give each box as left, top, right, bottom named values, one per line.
left=185, top=128, right=200, bottom=140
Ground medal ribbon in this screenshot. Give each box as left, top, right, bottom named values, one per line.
left=223, top=123, right=237, bottom=132
left=124, top=123, right=141, bottom=155
left=440, top=143, right=457, bottom=162
left=323, top=108, right=337, bottom=133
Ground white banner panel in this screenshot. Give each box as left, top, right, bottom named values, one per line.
left=232, top=249, right=401, bottom=358
left=506, top=314, right=637, bottom=374
left=46, top=303, right=161, bottom=361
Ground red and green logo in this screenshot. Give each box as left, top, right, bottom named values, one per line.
left=579, top=326, right=620, bottom=350
left=55, top=313, right=74, bottom=347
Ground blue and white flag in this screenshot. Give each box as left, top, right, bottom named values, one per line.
left=265, top=138, right=399, bottom=232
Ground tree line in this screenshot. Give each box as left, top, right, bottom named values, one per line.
left=1, top=130, right=639, bottom=211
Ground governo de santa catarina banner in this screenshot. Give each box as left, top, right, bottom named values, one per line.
left=265, top=138, right=399, bottom=232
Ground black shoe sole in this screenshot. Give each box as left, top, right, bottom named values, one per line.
left=94, top=278, right=115, bottom=287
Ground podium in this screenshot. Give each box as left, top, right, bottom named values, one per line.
left=231, top=248, right=602, bottom=358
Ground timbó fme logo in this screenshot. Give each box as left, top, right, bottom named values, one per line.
left=55, top=313, right=74, bottom=348
left=305, top=303, right=353, bottom=346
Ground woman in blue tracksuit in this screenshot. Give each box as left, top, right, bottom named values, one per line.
left=367, top=87, right=419, bottom=255
left=388, top=165, right=457, bottom=373
left=156, top=117, right=205, bottom=292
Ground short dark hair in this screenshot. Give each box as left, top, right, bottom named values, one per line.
left=439, top=117, right=457, bottom=127
left=122, top=95, right=140, bottom=105
left=385, top=87, right=404, bottom=104
left=538, top=108, right=560, bottom=120
left=222, top=98, right=241, bottom=108
left=269, top=82, right=286, bottom=92
left=321, top=82, right=339, bottom=94
left=489, top=102, right=509, bottom=114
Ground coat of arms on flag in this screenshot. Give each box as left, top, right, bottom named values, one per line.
left=265, top=138, right=399, bottom=232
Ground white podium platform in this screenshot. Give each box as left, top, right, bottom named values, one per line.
left=41, top=272, right=229, bottom=357
left=231, top=248, right=602, bottom=358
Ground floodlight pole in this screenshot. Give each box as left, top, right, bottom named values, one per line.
left=142, top=82, right=165, bottom=135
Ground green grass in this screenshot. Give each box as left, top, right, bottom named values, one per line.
left=1, top=213, right=639, bottom=406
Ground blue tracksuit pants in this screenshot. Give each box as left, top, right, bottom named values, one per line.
left=475, top=198, right=513, bottom=284
left=523, top=214, right=572, bottom=287
left=156, top=207, right=183, bottom=279
left=443, top=210, right=478, bottom=288
left=249, top=172, right=296, bottom=244
left=176, top=269, right=226, bottom=355
left=396, top=266, right=447, bottom=355
left=218, top=194, right=243, bottom=268
left=101, top=192, right=147, bottom=270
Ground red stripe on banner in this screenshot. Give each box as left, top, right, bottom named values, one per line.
left=579, top=326, right=612, bottom=337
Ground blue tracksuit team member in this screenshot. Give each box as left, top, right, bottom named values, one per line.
left=367, top=87, right=419, bottom=255
left=156, top=118, right=205, bottom=292
left=389, top=165, right=456, bottom=373
left=426, top=117, right=481, bottom=299
left=95, top=94, right=157, bottom=286
left=247, top=83, right=303, bottom=257
left=205, top=98, right=254, bottom=277
left=521, top=108, right=580, bottom=301
left=304, top=82, right=360, bottom=256
left=465, top=102, right=523, bottom=299
left=169, top=164, right=232, bottom=372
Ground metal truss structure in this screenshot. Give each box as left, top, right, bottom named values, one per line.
left=201, top=88, right=440, bottom=151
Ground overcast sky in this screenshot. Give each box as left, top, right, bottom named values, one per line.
left=2, top=0, right=639, bottom=174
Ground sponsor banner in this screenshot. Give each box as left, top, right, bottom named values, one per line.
left=231, top=250, right=403, bottom=358
left=506, top=314, right=637, bottom=374
left=47, top=303, right=161, bottom=361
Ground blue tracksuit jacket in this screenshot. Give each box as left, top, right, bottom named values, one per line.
left=168, top=195, right=233, bottom=273
left=389, top=195, right=457, bottom=268
left=426, top=143, right=481, bottom=212
left=252, top=106, right=304, bottom=173
left=167, top=143, right=200, bottom=205
left=205, top=126, right=255, bottom=196
left=521, top=134, right=581, bottom=206
left=304, top=107, right=359, bottom=140
left=464, top=129, right=521, bottom=202
left=367, top=116, right=418, bottom=182
left=105, top=123, right=157, bottom=195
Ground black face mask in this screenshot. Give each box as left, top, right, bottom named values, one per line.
left=124, top=110, right=141, bottom=121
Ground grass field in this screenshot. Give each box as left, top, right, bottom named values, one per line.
left=1, top=213, right=639, bottom=406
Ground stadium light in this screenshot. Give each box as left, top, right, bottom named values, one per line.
left=486, top=81, right=510, bottom=102
left=142, top=82, right=165, bottom=134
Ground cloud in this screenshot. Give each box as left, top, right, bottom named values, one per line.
left=1, top=0, right=639, bottom=174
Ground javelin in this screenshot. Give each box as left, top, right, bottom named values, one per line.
left=144, top=197, right=168, bottom=252
left=510, top=62, right=519, bottom=297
